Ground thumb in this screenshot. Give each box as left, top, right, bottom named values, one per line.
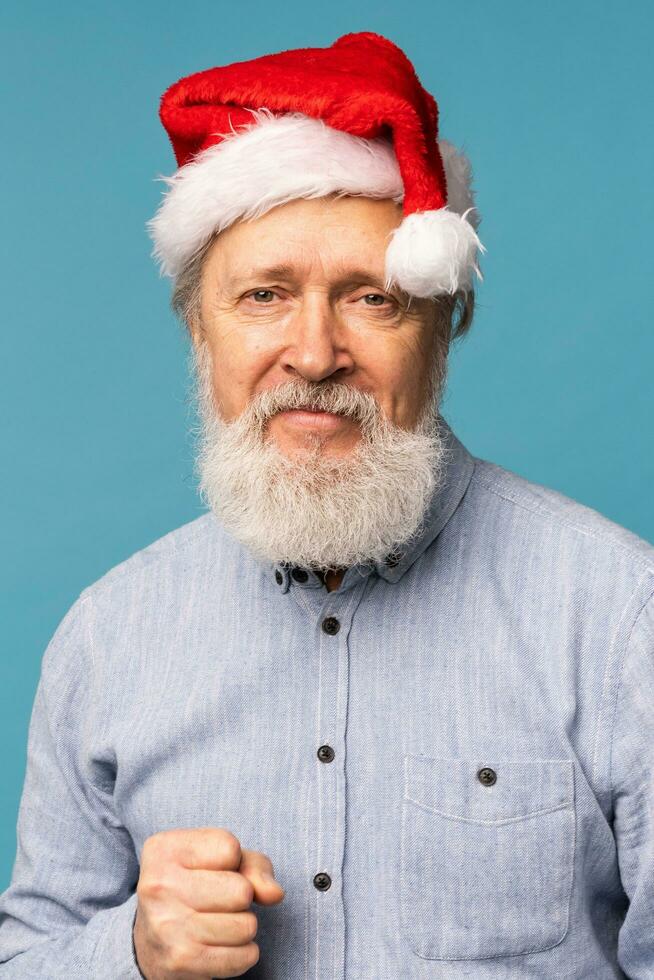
left=238, top=848, right=286, bottom=905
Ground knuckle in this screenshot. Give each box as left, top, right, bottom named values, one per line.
left=150, top=828, right=172, bottom=847
left=163, top=942, right=195, bottom=974
left=137, top=875, right=170, bottom=903
left=140, top=835, right=156, bottom=862
left=142, top=829, right=172, bottom=861
left=216, top=826, right=240, bottom=846
left=218, top=941, right=260, bottom=975
left=240, top=911, right=258, bottom=941
left=235, top=875, right=255, bottom=907
left=245, top=941, right=261, bottom=967
left=147, top=908, right=177, bottom=943
left=217, top=829, right=242, bottom=863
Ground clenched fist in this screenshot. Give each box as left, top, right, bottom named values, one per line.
left=133, top=827, right=285, bottom=979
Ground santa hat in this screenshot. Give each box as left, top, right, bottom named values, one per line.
left=148, top=31, right=485, bottom=298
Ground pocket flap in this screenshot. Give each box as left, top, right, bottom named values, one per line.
left=404, top=755, right=574, bottom=824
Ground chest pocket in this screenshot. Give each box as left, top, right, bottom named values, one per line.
left=400, top=754, right=575, bottom=961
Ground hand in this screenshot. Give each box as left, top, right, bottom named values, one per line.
left=133, top=827, right=285, bottom=978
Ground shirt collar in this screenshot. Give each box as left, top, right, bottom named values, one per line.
left=266, top=414, right=475, bottom=592
left=373, top=415, right=475, bottom=583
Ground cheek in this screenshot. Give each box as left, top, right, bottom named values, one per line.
left=365, top=334, right=431, bottom=394
left=360, top=330, right=435, bottom=424
left=208, top=332, right=276, bottom=418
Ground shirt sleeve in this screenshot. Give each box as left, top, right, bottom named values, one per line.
left=0, top=594, right=145, bottom=979
left=611, top=589, right=654, bottom=979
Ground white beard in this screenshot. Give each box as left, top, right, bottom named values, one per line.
left=190, top=342, right=450, bottom=573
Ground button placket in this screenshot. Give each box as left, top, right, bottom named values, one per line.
left=311, top=582, right=370, bottom=980
left=283, top=573, right=371, bottom=979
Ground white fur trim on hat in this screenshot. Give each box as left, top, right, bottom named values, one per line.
left=148, top=109, right=484, bottom=297
left=384, top=206, right=485, bottom=298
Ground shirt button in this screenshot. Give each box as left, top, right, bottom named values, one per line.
left=317, top=744, right=335, bottom=763
left=477, top=766, right=497, bottom=786
left=291, top=567, right=309, bottom=583
left=322, top=616, right=341, bottom=635
left=313, top=872, right=331, bottom=891
left=274, top=570, right=283, bottom=585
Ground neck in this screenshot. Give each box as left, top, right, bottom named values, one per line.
left=318, top=568, right=346, bottom=592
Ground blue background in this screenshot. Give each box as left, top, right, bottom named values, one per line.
left=1, top=1, right=652, bottom=886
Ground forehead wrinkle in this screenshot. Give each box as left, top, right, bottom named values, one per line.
left=226, top=261, right=391, bottom=293
left=227, top=263, right=297, bottom=289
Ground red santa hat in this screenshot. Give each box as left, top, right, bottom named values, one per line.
left=148, top=31, right=485, bottom=298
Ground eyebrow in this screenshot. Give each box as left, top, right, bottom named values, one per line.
left=226, top=264, right=394, bottom=294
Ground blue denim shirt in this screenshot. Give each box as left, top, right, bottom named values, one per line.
left=1, top=417, right=653, bottom=979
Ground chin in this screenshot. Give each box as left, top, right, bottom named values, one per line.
left=274, top=432, right=361, bottom=460
left=266, top=421, right=359, bottom=458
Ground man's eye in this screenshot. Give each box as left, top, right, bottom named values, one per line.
left=363, top=293, right=386, bottom=305
left=249, top=289, right=277, bottom=303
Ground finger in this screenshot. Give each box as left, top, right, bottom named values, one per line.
left=238, top=849, right=285, bottom=905
left=238, top=848, right=278, bottom=881
left=155, top=827, right=242, bottom=872
left=187, top=908, right=259, bottom=947
left=176, top=869, right=254, bottom=912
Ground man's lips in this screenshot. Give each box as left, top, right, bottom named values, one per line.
left=275, top=407, right=352, bottom=432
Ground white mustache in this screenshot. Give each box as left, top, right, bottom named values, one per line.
left=247, top=379, right=381, bottom=432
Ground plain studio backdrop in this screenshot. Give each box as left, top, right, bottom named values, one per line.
left=0, top=0, right=652, bottom=886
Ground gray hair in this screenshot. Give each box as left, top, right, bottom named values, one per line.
left=170, top=232, right=476, bottom=355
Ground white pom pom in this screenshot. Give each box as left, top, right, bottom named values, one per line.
left=384, top=207, right=486, bottom=298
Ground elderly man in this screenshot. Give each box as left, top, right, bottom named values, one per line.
left=1, top=31, right=653, bottom=980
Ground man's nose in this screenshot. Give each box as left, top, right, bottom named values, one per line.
left=280, top=295, right=354, bottom=382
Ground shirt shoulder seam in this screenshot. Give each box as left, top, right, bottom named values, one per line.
left=78, top=513, right=220, bottom=601
left=471, top=466, right=654, bottom=572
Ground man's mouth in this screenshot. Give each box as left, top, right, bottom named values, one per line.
left=275, top=406, right=352, bottom=431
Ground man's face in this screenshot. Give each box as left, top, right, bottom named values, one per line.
left=188, top=194, right=450, bottom=573
left=192, top=194, right=438, bottom=457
